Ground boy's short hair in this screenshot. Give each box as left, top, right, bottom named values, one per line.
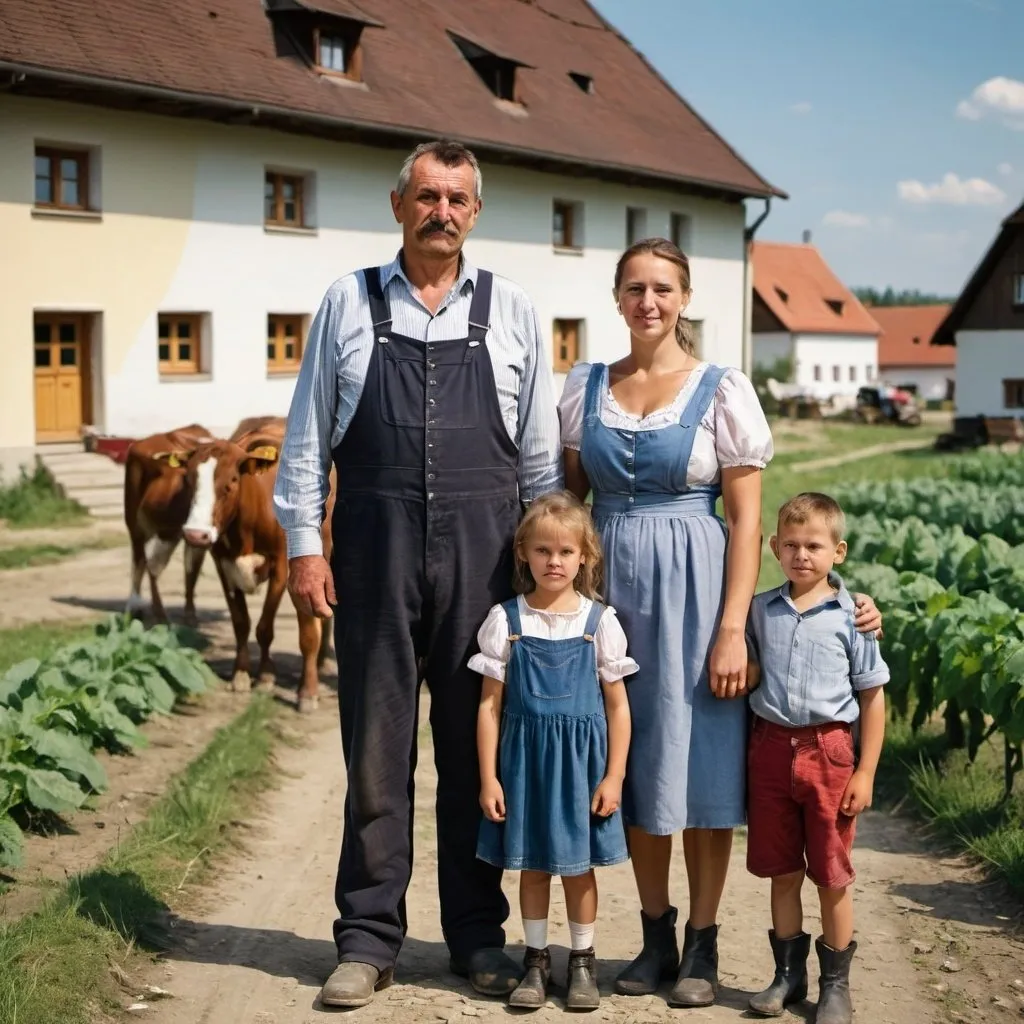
left=776, top=492, right=846, bottom=544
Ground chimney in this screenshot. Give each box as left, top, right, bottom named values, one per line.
left=802, top=229, right=812, bottom=244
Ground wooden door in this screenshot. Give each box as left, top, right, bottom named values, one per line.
left=34, top=314, right=90, bottom=442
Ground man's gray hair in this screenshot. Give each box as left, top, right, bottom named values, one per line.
left=396, top=140, right=483, bottom=200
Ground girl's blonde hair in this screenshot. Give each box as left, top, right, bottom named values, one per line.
left=512, top=491, right=604, bottom=600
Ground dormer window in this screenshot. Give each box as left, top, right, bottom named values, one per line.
left=825, top=299, right=844, bottom=316
left=774, top=286, right=789, bottom=304
left=318, top=32, right=348, bottom=73
left=450, top=33, right=526, bottom=103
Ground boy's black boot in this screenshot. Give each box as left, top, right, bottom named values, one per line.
left=814, top=936, right=856, bottom=1024
left=508, top=947, right=551, bottom=1010
left=668, top=921, right=719, bottom=1007
left=614, top=906, right=680, bottom=995
left=565, top=947, right=600, bottom=1011
left=748, top=930, right=810, bottom=1016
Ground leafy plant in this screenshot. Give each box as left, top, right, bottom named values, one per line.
left=0, top=617, right=214, bottom=867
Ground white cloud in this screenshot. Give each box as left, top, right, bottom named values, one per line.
left=897, top=172, right=1006, bottom=206
left=998, top=162, right=1013, bottom=176
left=823, top=210, right=870, bottom=228
left=956, top=76, right=1024, bottom=128
left=790, top=101, right=812, bottom=115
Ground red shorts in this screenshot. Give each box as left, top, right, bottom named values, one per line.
left=746, top=717, right=857, bottom=890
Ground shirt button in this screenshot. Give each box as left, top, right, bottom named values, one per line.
left=428, top=418, right=436, bottom=425
left=628, top=496, right=635, bottom=503
left=428, top=398, right=436, bottom=406
left=429, top=379, right=437, bottom=386
left=427, top=492, right=435, bottom=500
left=427, top=458, right=434, bottom=465
left=428, top=361, right=436, bottom=370
left=791, top=737, right=798, bottom=747
left=427, top=443, right=434, bottom=449
left=793, top=639, right=799, bottom=647
left=427, top=473, right=436, bottom=481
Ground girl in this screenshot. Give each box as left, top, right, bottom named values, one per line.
left=471, top=491, right=636, bottom=1011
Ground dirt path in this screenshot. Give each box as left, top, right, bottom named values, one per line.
left=138, top=704, right=1024, bottom=1024
left=790, top=438, right=936, bottom=474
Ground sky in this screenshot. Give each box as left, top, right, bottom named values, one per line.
left=591, top=0, right=1024, bottom=296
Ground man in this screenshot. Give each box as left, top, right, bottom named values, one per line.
left=274, top=139, right=563, bottom=1008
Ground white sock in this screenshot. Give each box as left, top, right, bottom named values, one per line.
left=568, top=920, right=595, bottom=951
left=523, top=918, right=548, bottom=950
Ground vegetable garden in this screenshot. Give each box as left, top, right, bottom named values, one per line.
left=0, top=617, right=215, bottom=869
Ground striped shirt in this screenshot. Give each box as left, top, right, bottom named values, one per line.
left=273, top=252, right=564, bottom=559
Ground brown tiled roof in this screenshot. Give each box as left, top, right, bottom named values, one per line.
left=752, top=242, right=881, bottom=336
left=870, top=305, right=955, bottom=367
left=0, top=0, right=782, bottom=200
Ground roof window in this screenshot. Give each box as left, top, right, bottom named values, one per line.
left=450, top=33, right=524, bottom=103
left=265, top=0, right=378, bottom=82
left=569, top=72, right=593, bottom=94
left=774, top=286, right=789, bottom=304
left=825, top=299, right=844, bottom=316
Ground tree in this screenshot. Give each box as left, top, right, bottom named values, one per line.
left=852, top=287, right=956, bottom=307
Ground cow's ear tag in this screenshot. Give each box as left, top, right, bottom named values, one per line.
left=249, top=445, right=278, bottom=462
left=167, top=453, right=181, bottom=468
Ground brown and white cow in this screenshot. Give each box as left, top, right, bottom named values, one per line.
left=124, top=423, right=216, bottom=625
left=177, top=418, right=334, bottom=713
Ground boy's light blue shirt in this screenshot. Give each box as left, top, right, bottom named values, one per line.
left=746, top=571, right=890, bottom=727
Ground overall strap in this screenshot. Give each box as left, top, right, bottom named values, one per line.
left=361, top=266, right=392, bottom=330
left=466, top=270, right=493, bottom=345
left=583, top=363, right=607, bottom=421
left=502, top=596, right=523, bottom=640
left=679, top=364, right=729, bottom=430
left=582, top=599, right=606, bottom=640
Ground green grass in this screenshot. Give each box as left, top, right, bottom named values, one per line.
left=0, top=534, right=125, bottom=571
left=0, top=621, right=102, bottom=674
left=0, top=464, right=88, bottom=530
left=0, top=696, right=279, bottom=1024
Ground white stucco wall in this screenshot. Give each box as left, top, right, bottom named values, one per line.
left=791, top=334, right=879, bottom=398
left=753, top=332, right=792, bottom=370
left=0, top=95, right=749, bottom=454
left=953, top=330, right=1024, bottom=416
left=879, top=365, right=954, bottom=401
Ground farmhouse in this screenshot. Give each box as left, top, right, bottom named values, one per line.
left=873, top=304, right=954, bottom=403
left=934, top=201, right=1024, bottom=430
left=0, top=0, right=781, bottom=473
left=751, top=241, right=881, bottom=400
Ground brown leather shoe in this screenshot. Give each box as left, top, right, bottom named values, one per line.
left=450, top=947, right=522, bottom=996
left=509, top=947, right=552, bottom=1009
left=320, top=961, right=393, bottom=1008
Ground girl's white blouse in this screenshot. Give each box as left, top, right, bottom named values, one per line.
left=468, top=595, right=639, bottom=684
left=558, top=362, right=774, bottom=485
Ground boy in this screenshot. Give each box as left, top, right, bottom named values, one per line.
left=745, top=493, right=888, bottom=1024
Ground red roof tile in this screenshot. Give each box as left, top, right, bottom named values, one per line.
left=0, top=0, right=782, bottom=200
left=752, top=242, right=880, bottom=336
left=871, top=305, right=955, bottom=367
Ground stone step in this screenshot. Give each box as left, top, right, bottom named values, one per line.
left=35, top=442, right=84, bottom=456
left=46, top=468, right=125, bottom=488
left=64, top=486, right=124, bottom=506
left=87, top=504, right=124, bottom=520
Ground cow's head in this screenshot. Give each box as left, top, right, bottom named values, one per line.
left=181, top=441, right=279, bottom=548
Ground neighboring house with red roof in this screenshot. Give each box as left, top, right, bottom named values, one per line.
left=872, top=305, right=954, bottom=402
left=0, top=0, right=781, bottom=470
left=934, top=201, right=1024, bottom=426
left=751, top=242, right=881, bottom=399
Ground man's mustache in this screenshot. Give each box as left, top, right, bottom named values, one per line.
left=418, top=220, right=458, bottom=237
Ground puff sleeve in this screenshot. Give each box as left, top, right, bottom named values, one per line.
left=467, top=604, right=512, bottom=681
left=557, top=363, right=593, bottom=452
left=714, top=368, right=775, bottom=469
left=595, top=607, right=639, bottom=683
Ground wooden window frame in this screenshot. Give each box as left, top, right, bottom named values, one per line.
left=267, top=314, right=305, bottom=375
left=1003, top=378, right=1024, bottom=409
left=158, top=314, right=203, bottom=376
left=553, top=200, right=579, bottom=251
left=1013, top=273, right=1024, bottom=308
left=832, top=365, right=841, bottom=383
left=265, top=171, right=306, bottom=228
left=813, top=365, right=822, bottom=382
left=34, top=147, right=90, bottom=211
left=313, top=25, right=363, bottom=80
left=670, top=212, right=691, bottom=251
left=553, top=318, right=582, bottom=373
left=626, top=207, right=646, bottom=247
left=849, top=365, right=857, bottom=382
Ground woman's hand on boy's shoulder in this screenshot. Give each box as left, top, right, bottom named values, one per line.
left=480, top=779, right=506, bottom=823
left=852, top=593, right=884, bottom=639
left=591, top=776, right=623, bottom=817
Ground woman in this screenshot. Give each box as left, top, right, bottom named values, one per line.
left=560, top=238, right=881, bottom=1008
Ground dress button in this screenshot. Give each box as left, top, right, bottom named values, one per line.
left=429, top=398, right=436, bottom=406
left=427, top=473, right=436, bottom=481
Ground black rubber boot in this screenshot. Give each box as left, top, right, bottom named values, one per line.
left=614, top=906, right=680, bottom=996
left=508, top=947, right=551, bottom=1010
left=748, top=930, right=810, bottom=1017
left=668, top=921, right=719, bottom=1008
left=815, top=937, right=856, bottom=1024
left=566, top=947, right=600, bottom=1011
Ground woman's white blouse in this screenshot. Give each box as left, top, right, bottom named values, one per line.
left=468, top=595, right=639, bottom=684
left=558, top=362, right=774, bottom=484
